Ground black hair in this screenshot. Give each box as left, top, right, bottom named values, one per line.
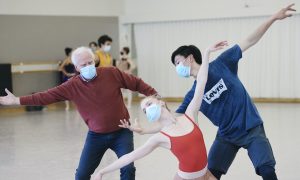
left=64, top=47, right=72, bottom=56
left=89, top=41, right=98, bottom=47
left=98, top=35, right=112, bottom=47
left=122, top=47, right=130, bottom=54
left=171, top=45, right=202, bottom=65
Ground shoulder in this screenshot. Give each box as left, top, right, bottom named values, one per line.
left=225, top=44, right=242, bottom=53
left=64, top=75, right=80, bottom=85
left=95, top=50, right=103, bottom=56
left=230, top=44, right=242, bottom=56
left=221, top=44, right=242, bottom=58
left=149, top=132, right=171, bottom=149
left=100, top=66, right=119, bottom=73
left=148, top=133, right=169, bottom=144
left=55, top=76, right=76, bottom=91
left=98, top=66, right=115, bottom=70
left=99, top=67, right=123, bottom=80
left=216, top=44, right=241, bottom=57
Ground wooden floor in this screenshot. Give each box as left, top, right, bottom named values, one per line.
left=0, top=102, right=299, bottom=180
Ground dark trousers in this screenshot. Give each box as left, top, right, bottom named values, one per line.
left=75, top=129, right=136, bottom=180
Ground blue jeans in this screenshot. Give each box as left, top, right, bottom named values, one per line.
left=208, top=124, right=276, bottom=178
left=75, top=129, right=136, bottom=180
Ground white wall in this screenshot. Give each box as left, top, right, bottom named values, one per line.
left=0, top=0, right=124, bottom=16
left=118, top=0, right=300, bottom=99
left=1, top=0, right=299, bottom=98
left=133, top=15, right=300, bottom=98
left=0, top=1, right=122, bottom=96
left=122, top=0, right=300, bottom=23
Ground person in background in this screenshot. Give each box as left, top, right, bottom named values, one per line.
left=95, top=35, right=113, bottom=67
left=59, top=47, right=75, bottom=110
left=117, top=47, right=136, bottom=108
left=89, top=41, right=98, bottom=53
left=89, top=41, right=99, bottom=65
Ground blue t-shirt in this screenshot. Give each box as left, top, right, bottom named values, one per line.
left=176, top=45, right=263, bottom=139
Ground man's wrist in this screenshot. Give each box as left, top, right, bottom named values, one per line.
left=15, top=97, right=20, bottom=105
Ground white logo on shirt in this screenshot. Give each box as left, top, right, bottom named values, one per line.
left=203, top=79, right=227, bottom=104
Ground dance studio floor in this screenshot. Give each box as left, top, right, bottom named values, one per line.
left=0, top=102, right=299, bottom=180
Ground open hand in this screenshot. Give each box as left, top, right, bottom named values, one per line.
left=206, top=41, right=228, bottom=53
left=119, top=118, right=143, bottom=134
left=0, top=88, right=19, bottom=105
left=273, top=3, right=296, bottom=20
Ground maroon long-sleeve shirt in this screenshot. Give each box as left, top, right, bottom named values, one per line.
left=20, top=67, right=157, bottom=133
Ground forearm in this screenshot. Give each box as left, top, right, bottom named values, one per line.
left=20, top=95, right=56, bottom=106
left=20, top=85, right=70, bottom=106
left=101, top=139, right=157, bottom=175
left=240, top=16, right=276, bottom=51
left=134, top=78, right=157, bottom=96
left=101, top=153, right=134, bottom=175
left=197, top=50, right=209, bottom=84
left=118, top=69, right=157, bottom=95
left=249, top=16, right=276, bottom=42
left=186, top=50, right=210, bottom=117
left=239, top=3, right=296, bottom=52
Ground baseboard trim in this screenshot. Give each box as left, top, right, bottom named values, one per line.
left=1, top=98, right=299, bottom=113
left=133, top=97, right=300, bottom=103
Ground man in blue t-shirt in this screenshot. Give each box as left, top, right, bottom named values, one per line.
left=171, top=4, right=295, bottom=180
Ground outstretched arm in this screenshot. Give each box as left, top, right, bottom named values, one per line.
left=185, top=41, right=228, bottom=122
left=175, top=81, right=196, bottom=114
left=93, top=135, right=161, bottom=180
left=0, top=80, right=72, bottom=106
left=239, top=3, right=296, bottom=52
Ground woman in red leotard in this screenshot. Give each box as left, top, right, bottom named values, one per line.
left=93, top=41, right=228, bottom=180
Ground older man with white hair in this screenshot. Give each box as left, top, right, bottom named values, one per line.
left=0, top=47, right=158, bottom=180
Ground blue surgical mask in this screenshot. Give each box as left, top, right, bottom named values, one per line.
left=80, top=64, right=97, bottom=81
left=146, top=104, right=161, bottom=122
left=176, top=62, right=191, bottom=78
left=103, top=45, right=111, bottom=52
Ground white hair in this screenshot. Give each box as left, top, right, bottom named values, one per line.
left=71, top=46, right=95, bottom=65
